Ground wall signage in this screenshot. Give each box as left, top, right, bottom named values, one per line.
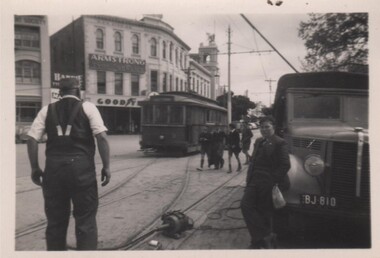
left=52, top=73, right=83, bottom=89
left=86, top=94, right=144, bottom=108
left=89, top=53, right=146, bottom=74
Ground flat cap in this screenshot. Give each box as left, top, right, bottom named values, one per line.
left=59, top=78, right=80, bottom=90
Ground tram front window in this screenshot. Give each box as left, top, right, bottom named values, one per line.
left=143, top=105, right=153, bottom=123
left=169, top=106, right=183, bottom=124
left=155, top=105, right=168, bottom=124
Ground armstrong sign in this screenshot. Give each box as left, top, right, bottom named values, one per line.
left=89, top=53, right=146, bottom=74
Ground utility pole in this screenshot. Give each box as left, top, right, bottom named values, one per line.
left=265, top=78, right=276, bottom=105
left=227, top=25, right=232, bottom=124
left=182, top=64, right=195, bottom=92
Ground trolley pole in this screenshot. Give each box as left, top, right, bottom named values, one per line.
left=227, top=25, right=232, bottom=124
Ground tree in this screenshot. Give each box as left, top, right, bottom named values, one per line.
left=216, top=92, right=256, bottom=121
left=298, top=13, right=368, bottom=73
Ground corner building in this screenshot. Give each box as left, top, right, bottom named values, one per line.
left=51, top=15, right=218, bottom=134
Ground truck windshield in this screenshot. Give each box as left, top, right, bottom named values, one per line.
left=293, top=94, right=340, bottom=119
left=345, top=96, right=368, bottom=128
left=292, top=94, right=368, bottom=128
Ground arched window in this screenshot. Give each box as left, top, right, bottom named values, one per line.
left=169, top=42, right=173, bottom=61
left=15, top=60, right=41, bottom=84
left=132, top=34, right=139, bottom=54
left=150, top=38, right=157, bottom=57
left=96, top=29, right=104, bottom=49
left=162, top=41, right=167, bottom=59
left=114, top=32, right=122, bottom=52
left=175, top=48, right=178, bottom=66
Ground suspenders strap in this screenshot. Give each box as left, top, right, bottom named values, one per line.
left=50, top=101, right=83, bottom=137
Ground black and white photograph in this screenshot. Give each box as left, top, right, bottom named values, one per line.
left=1, top=0, right=380, bottom=257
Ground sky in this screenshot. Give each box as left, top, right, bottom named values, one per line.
left=48, top=13, right=308, bottom=106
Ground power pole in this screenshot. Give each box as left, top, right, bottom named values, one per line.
left=265, top=78, right=276, bottom=105
left=182, top=64, right=195, bottom=92
left=227, top=25, right=232, bottom=124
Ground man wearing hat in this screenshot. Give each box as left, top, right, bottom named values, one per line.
left=27, top=78, right=111, bottom=250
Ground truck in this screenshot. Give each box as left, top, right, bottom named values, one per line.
left=272, top=72, right=370, bottom=247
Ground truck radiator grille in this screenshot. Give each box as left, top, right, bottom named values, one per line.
left=292, top=137, right=322, bottom=151
left=330, top=142, right=370, bottom=212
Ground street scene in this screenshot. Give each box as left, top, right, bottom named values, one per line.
left=3, top=0, right=374, bottom=255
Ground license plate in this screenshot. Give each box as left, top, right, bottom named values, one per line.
left=300, top=194, right=337, bottom=208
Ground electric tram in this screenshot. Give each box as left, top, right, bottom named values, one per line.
left=138, top=91, right=228, bottom=155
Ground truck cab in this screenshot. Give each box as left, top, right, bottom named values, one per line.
left=273, top=72, right=370, bottom=244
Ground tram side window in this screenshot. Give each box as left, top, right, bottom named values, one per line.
left=206, top=110, right=215, bottom=123
left=169, top=106, right=183, bottom=124
left=155, top=105, right=168, bottom=124
left=143, top=105, right=153, bottom=123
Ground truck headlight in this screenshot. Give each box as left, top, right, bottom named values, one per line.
left=304, top=154, right=325, bottom=176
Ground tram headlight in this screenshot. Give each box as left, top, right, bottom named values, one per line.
left=159, top=135, right=165, bottom=140
left=304, top=154, right=325, bottom=176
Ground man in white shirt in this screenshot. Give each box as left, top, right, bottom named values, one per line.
left=27, top=78, right=110, bottom=250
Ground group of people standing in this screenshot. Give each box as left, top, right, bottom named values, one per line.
left=197, top=122, right=254, bottom=173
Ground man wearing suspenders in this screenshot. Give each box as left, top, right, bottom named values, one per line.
left=27, top=78, right=110, bottom=250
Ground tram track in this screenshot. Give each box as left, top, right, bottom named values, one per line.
left=92, top=155, right=194, bottom=250
left=125, top=168, right=245, bottom=250
left=16, top=153, right=245, bottom=251
left=15, top=157, right=159, bottom=239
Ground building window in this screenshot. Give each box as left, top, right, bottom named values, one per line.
left=15, top=60, right=40, bottom=84
left=162, top=41, right=167, bottom=59
left=114, top=32, right=122, bottom=52
left=162, top=72, right=167, bottom=92
left=175, top=48, right=178, bottom=66
left=131, top=74, right=140, bottom=96
left=169, top=74, right=173, bottom=91
left=150, top=71, right=158, bottom=92
left=16, top=101, right=41, bottom=122
left=179, top=52, right=183, bottom=69
left=15, top=26, right=40, bottom=49
left=175, top=77, right=179, bottom=91
left=115, top=73, right=123, bottom=95
left=150, top=38, right=157, bottom=57
left=180, top=79, right=183, bottom=91
left=97, top=71, right=106, bottom=94
left=96, top=29, right=104, bottom=49
left=132, top=34, right=139, bottom=54
left=169, top=42, right=173, bottom=61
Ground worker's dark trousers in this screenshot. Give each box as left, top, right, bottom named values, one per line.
left=42, top=155, right=98, bottom=250
left=240, top=176, right=273, bottom=245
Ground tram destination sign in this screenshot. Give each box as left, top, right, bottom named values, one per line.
left=89, top=53, right=146, bottom=74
